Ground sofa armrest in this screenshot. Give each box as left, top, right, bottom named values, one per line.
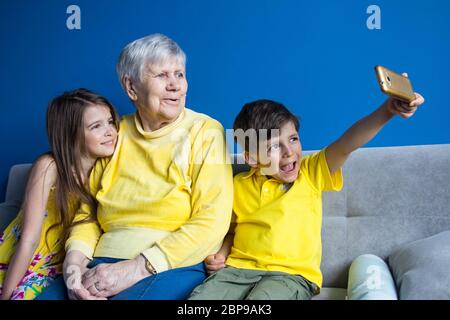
left=0, top=201, right=21, bottom=232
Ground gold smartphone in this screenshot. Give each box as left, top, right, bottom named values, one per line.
left=375, top=65, right=416, bottom=102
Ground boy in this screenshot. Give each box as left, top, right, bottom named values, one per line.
left=189, top=85, right=424, bottom=300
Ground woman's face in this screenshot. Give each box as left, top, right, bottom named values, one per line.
left=83, top=104, right=118, bottom=159
left=134, top=57, right=188, bottom=130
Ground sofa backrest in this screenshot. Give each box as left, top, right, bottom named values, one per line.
left=319, top=144, right=450, bottom=287
left=231, top=144, right=450, bottom=288
left=0, top=164, right=32, bottom=231
left=5, top=163, right=32, bottom=205
left=3, top=144, right=450, bottom=288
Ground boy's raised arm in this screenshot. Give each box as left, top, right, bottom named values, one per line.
left=325, top=86, right=424, bottom=175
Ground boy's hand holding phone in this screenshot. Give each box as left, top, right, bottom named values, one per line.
left=384, top=73, right=424, bottom=119
left=375, top=67, right=425, bottom=118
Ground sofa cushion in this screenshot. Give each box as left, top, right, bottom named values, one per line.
left=388, top=230, right=450, bottom=300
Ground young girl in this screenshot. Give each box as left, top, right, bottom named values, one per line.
left=0, top=88, right=119, bottom=300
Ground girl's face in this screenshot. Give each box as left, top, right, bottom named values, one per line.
left=82, top=104, right=118, bottom=159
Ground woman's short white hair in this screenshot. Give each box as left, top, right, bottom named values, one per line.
left=116, top=33, right=186, bottom=89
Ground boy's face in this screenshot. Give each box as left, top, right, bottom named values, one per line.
left=246, top=120, right=302, bottom=184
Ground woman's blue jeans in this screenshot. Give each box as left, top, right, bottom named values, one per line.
left=36, top=257, right=206, bottom=300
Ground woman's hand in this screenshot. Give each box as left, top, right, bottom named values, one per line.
left=81, top=255, right=149, bottom=298
left=63, top=250, right=106, bottom=300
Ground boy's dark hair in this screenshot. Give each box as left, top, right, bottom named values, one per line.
left=233, top=99, right=300, bottom=152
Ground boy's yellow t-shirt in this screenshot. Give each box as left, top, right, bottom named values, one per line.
left=227, top=149, right=343, bottom=288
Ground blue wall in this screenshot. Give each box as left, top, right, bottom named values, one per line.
left=1, top=0, right=450, bottom=201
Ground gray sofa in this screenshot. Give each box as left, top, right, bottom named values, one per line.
left=1, top=144, right=450, bottom=300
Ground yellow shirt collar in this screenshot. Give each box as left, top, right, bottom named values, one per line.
left=134, top=108, right=186, bottom=139
left=240, top=166, right=281, bottom=183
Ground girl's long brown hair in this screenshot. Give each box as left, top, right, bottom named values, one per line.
left=44, top=88, right=120, bottom=248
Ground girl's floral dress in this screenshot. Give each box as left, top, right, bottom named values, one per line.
left=0, top=188, right=74, bottom=299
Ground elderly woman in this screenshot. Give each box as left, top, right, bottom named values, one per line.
left=37, top=34, right=233, bottom=300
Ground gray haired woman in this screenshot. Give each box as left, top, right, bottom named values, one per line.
left=37, top=33, right=233, bottom=300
